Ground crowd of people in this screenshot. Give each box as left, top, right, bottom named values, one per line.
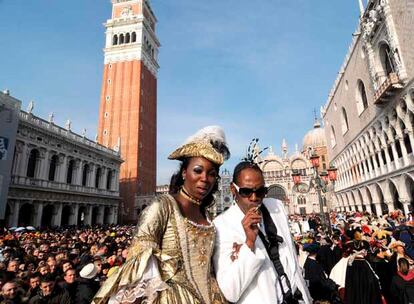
left=289, top=210, right=414, bottom=303
left=0, top=225, right=134, bottom=303
left=2, top=125, right=414, bottom=304
left=2, top=210, right=414, bottom=303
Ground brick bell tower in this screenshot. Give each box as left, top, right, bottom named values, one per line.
left=97, top=0, right=159, bottom=223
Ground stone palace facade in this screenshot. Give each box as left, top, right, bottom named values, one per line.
left=322, top=0, right=414, bottom=215
left=4, top=92, right=123, bottom=227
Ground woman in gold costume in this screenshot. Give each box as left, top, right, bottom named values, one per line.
left=92, top=126, right=230, bottom=304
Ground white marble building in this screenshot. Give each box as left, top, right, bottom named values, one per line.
left=322, top=0, right=414, bottom=215
left=5, top=96, right=122, bottom=227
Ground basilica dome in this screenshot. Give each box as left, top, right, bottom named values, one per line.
left=302, top=120, right=326, bottom=150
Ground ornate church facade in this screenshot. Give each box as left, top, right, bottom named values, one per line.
left=322, top=0, right=414, bottom=215
left=257, top=121, right=330, bottom=215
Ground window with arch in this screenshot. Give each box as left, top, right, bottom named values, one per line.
left=379, top=43, right=395, bottom=76
left=330, top=126, right=337, bottom=147
left=356, top=80, right=369, bottom=115
left=82, top=164, right=89, bottom=186
left=119, top=34, right=124, bottom=44
left=106, top=170, right=113, bottom=190
left=95, top=167, right=102, bottom=188
left=131, top=32, right=136, bottom=42
left=27, top=149, right=40, bottom=178
left=112, top=35, right=118, bottom=46
left=66, top=159, right=75, bottom=184
left=48, top=155, right=58, bottom=181
left=297, top=195, right=306, bottom=205
left=125, top=33, right=130, bottom=43
left=341, top=107, right=349, bottom=134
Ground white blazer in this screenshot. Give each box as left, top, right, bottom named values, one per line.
left=213, top=198, right=312, bottom=304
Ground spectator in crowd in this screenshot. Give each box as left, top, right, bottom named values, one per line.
left=303, top=242, right=339, bottom=303
left=1, top=280, right=26, bottom=304
left=28, top=274, right=70, bottom=304
left=6, top=261, right=19, bottom=274
left=75, top=264, right=99, bottom=304
left=26, top=273, right=40, bottom=299
left=390, top=257, right=414, bottom=304
left=59, top=269, right=77, bottom=304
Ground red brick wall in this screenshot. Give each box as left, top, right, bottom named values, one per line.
left=98, top=60, right=156, bottom=222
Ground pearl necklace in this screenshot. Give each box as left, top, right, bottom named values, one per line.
left=180, top=186, right=202, bottom=206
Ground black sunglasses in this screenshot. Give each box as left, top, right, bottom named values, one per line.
left=233, top=183, right=268, bottom=198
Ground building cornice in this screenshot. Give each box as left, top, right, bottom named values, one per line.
left=18, top=111, right=122, bottom=162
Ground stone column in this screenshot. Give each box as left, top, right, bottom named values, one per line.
left=39, top=150, right=50, bottom=180
left=366, top=156, right=374, bottom=180
left=390, top=141, right=400, bottom=169
left=112, top=207, right=118, bottom=224
left=18, top=144, right=29, bottom=176
left=53, top=203, right=63, bottom=227
left=35, top=202, right=44, bottom=228
left=365, top=204, right=372, bottom=214
left=362, top=159, right=369, bottom=181
left=86, top=164, right=92, bottom=188
left=85, top=205, right=93, bottom=226
left=385, top=200, right=395, bottom=212
left=89, top=164, right=96, bottom=188
left=71, top=204, right=79, bottom=226
left=408, top=131, right=414, bottom=155
left=114, top=171, right=120, bottom=191
left=377, top=150, right=386, bottom=175
left=400, top=199, right=412, bottom=216
left=97, top=206, right=105, bottom=225
left=74, top=160, right=82, bottom=185
left=357, top=162, right=364, bottom=182
left=10, top=200, right=20, bottom=227
left=374, top=202, right=383, bottom=216
left=11, top=143, right=22, bottom=175
left=398, top=136, right=410, bottom=167
left=101, top=168, right=108, bottom=190
left=383, top=144, right=393, bottom=172
left=371, top=153, right=380, bottom=178
left=58, top=155, right=68, bottom=183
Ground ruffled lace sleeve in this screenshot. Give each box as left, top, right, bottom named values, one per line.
left=92, top=196, right=171, bottom=304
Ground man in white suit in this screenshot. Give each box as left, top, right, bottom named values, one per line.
left=213, top=161, right=312, bottom=304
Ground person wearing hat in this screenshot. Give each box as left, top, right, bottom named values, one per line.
left=92, top=126, right=230, bottom=304
left=389, top=240, right=414, bottom=275
left=303, top=242, right=340, bottom=303
left=75, top=263, right=100, bottom=304
left=343, top=227, right=382, bottom=304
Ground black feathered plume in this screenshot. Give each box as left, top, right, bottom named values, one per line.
left=242, top=138, right=269, bottom=165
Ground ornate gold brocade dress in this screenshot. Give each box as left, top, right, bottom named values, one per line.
left=92, top=194, right=227, bottom=304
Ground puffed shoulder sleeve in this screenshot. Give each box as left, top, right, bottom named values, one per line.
left=92, top=195, right=171, bottom=304
left=127, top=196, right=171, bottom=256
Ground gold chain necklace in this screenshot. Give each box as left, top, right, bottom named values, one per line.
left=180, top=186, right=202, bottom=206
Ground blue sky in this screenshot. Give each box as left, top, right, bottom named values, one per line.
left=0, top=0, right=360, bottom=184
